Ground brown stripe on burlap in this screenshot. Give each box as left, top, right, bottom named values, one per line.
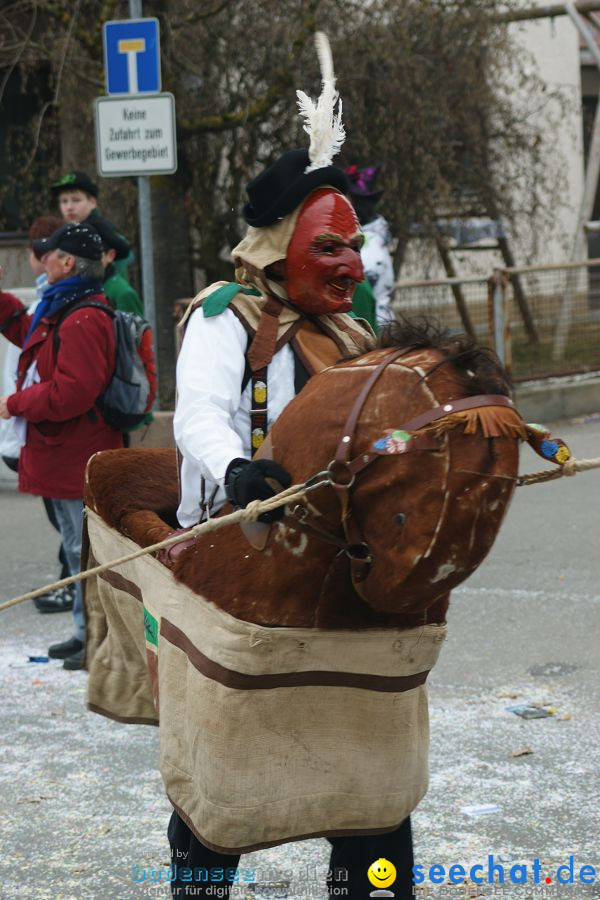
left=99, top=569, right=143, bottom=602
left=160, top=619, right=430, bottom=692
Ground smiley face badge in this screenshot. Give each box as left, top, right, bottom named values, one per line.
left=368, top=858, right=397, bottom=897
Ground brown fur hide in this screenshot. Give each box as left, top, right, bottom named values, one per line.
left=85, top=340, right=520, bottom=631
left=84, top=448, right=178, bottom=546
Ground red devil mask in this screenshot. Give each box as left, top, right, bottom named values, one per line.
left=285, top=189, right=364, bottom=315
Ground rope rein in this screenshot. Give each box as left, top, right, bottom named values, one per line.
left=517, top=454, right=600, bottom=485
left=2, top=452, right=599, bottom=614
left=0, top=482, right=308, bottom=613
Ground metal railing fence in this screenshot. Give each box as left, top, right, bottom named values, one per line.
left=393, top=259, right=600, bottom=380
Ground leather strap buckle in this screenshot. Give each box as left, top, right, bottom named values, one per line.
left=289, top=503, right=309, bottom=523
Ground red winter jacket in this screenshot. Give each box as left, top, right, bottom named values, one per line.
left=0, top=288, right=123, bottom=499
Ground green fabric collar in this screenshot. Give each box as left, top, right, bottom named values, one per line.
left=202, top=283, right=260, bottom=318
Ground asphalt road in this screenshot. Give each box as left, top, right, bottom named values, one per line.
left=0, top=417, right=599, bottom=900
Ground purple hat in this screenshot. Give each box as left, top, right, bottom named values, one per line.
left=344, top=164, right=383, bottom=202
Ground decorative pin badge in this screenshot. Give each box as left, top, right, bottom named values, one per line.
left=373, top=429, right=413, bottom=454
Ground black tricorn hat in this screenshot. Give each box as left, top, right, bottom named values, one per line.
left=51, top=171, right=99, bottom=198
left=242, top=149, right=350, bottom=228
left=32, top=222, right=103, bottom=261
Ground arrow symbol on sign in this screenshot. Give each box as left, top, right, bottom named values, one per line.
left=118, top=38, right=146, bottom=93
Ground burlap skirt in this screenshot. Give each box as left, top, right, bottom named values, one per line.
left=84, top=508, right=447, bottom=853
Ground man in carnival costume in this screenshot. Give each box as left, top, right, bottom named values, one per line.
left=172, top=33, right=415, bottom=900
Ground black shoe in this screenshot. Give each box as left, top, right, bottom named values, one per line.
left=48, top=637, right=83, bottom=660
left=34, top=584, right=75, bottom=614
left=63, top=649, right=85, bottom=671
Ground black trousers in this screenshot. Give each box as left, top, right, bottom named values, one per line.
left=168, top=809, right=415, bottom=899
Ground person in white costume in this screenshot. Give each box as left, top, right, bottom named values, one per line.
left=345, top=163, right=395, bottom=325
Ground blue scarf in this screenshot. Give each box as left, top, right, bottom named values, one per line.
left=24, top=276, right=103, bottom=347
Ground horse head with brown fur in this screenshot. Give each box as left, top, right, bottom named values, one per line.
left=85, top=318, right=525, bottom=631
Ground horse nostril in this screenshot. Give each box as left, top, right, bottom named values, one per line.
left=394, top=513, right=406, bottom=525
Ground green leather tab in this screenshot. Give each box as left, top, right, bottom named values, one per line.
left=202, top=283, right=260, bottom=317
left=144, top=607, right=158, bottom=647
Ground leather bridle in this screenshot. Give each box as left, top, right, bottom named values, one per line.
left=285, top=346, right=517, bottom=591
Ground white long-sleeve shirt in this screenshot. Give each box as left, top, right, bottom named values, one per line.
left=174, top=305, right=296, bottom=527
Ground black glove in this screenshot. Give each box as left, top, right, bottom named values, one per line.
left=225, top=458, right=292, bottom=523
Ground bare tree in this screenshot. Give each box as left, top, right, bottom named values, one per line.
left=0, top=0, right=570, bottom=401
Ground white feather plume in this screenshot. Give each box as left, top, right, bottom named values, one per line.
left=296, top=31, right=345, bottom=173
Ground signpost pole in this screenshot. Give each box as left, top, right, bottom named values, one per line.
left=128, top=0, right=158, bottom=401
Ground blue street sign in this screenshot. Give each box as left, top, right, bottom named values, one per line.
left=103, top=18, right=161, bottom=95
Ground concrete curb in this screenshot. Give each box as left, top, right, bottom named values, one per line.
left=514, top=371, right=600, bottom=423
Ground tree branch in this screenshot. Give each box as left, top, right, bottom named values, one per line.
left=23, top=0, right=79, bottom=170
left=170, top=0, right=235, bottom=27
left=177, top=4, right=319, bottom=136
left=0, top=0, right=37, bottom=107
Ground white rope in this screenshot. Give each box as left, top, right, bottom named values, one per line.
left=518, top=455, right=600, bottom=486
left=4, top=453, right=599, bottom=612
left=0, top=482, right=308, bottom=613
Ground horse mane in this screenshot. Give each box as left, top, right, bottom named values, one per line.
left=377, top=315, right=512, bottom=397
